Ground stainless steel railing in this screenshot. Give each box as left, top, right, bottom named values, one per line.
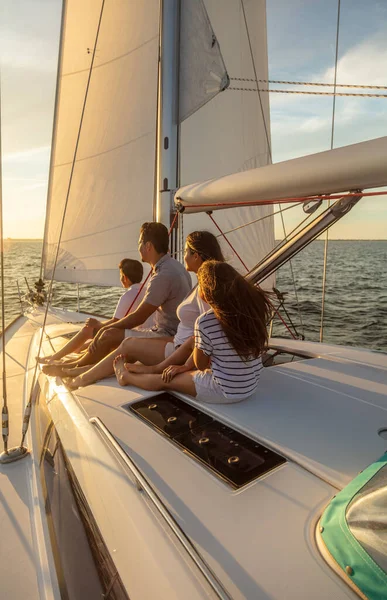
left=89, top=416, right=231, bottom=600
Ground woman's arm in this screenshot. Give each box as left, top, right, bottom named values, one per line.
left=161, top=350, right=195, bottom=383
left=193, top=347, right=210, bottom=371
left=161, top=349, right=209, bottom=383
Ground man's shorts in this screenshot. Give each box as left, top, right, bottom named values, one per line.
left=124, top=327, right=172, bottom=340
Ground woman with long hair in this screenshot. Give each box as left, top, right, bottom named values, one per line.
left=63, top=232, right=225, bottom=388
left=113, top=261, right=271, bottom=404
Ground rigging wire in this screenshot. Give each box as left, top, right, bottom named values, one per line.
left=0, top=70, right=9, bottom=454
left=320, top=0, right=341, bottom=343
left=207, top=212, right=248, bottom=272
left=218, top=202, right=302, bottom=237
left=240, top=0, right=304, bottom=338
left=169, top=203, right=303, bottom=258
left=20, top=0, right=107, bottom=450
left=240, top=1, right=272, bottom=164
left=207, top=212, right=297, bottom=340
left=270, top=210, right=317, bottom=256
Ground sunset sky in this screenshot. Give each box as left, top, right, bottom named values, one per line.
left=0, top=0, right=386, bottom=239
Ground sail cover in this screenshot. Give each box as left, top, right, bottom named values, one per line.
left=179, top=0, right=275, bottom=279
left=42, top=0, right=160, bottom=286
left=176, top=135, right=387, bottom=210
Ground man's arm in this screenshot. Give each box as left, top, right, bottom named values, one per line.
left=88, top=302, right=157, bottom=354
left=102, top=317, right=118, bottom=327
left=109, top=300, right=157, bottom=330
left=85, top=316, right=118, bottom=329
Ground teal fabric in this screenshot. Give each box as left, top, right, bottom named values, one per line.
left=320, top=454, right=387, bottom=600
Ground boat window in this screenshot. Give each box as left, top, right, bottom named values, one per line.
left=38, top=394, right=129, bottom=599
left=318, top=455, right=387, bottom=599
left=127, top=393, right=286, bottom=488
left=346, top=464, right=387, bottom=573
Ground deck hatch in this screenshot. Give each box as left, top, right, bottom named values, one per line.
left=128, top=394, right=213, bottom=437
left=128, top=394, right=286, bottom=488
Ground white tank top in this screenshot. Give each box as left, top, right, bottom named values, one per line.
left=173, top=286, right=209, bottom=347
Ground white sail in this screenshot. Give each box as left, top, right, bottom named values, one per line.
left=42, top=0, right=160, bottom=286
left=179, top=0, right=229, bottom=122
left=179, top=0, right=275, bottom=277
left=176, top=136, right=387, bottom=212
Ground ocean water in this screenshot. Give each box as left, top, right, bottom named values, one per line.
left=1, top=239, right=386, bottom=352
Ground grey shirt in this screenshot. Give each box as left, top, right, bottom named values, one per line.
left=143, top=254, right=192, bottom=336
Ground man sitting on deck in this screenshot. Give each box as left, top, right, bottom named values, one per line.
left=42, top=222, right=192, bottom=374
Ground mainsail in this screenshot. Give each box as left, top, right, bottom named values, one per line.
left=42, top=0, right=275, bottom=286
left=179, top=0, right=275, bottom=276
left=42, top=0, right=160, bottom=286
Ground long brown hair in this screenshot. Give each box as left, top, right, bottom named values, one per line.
left=197, top=261, right=271, bottom=359
left=186, top=231, right=225, bottom=262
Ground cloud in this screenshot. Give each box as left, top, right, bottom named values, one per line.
left=299, top=116, right=332, bottom=133
left=269, top=29, right=387, bottom=239
left=3, top=145, right=51, bottom=165
left=0, top=30, right=57, bottom=73
left=0, top=0, right=61, bottom=74
left=322, top=32, right=387, bottom=86
left=269, top=32, right=387, bottom=163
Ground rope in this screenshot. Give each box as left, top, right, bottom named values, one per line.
left=22, top=0, right=107, bottom=449
left=240, top=0, right=304, bottom=338
left=230, top=77, right=387, bottom=90
left=240, top=0, right=273, bottom=164
left=161, top=202, right=301, bottom=256
left=278, top=205, right=305, bottom=337
left=206, top=213, right=297, bottom=340
left=207, top=212, right=249, bottom=271
left=228, top=87, right=387, bottom=98
left=320, top=0, right=341, bottom=343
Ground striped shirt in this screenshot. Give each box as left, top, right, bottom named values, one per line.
left=194, top=309, right=263, bottom=399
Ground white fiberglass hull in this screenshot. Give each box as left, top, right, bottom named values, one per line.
left=1, top=305, right=386, bottom=599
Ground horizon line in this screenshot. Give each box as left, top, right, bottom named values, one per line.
left=4, top=237, right=387, bottom=242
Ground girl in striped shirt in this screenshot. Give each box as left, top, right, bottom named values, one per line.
left=114, top=261, right=271, bottom=404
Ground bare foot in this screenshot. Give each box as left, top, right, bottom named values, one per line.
left=63, top=376, right=83, bottom=390
left=125, top=362, right=160, bottom=375
left=60, top=365, right=88, bottom=377
left=48, top=359, right=70, bottom=366
left=42, top=364, right=66, bottom=376
left=113, top=355, right=130, bottom=386
left=36, top=356, right=54, bottom=365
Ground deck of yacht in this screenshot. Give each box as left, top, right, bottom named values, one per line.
left=0, top=315, right=58, bottom=599
left=1, top=307, right=387, bottom=599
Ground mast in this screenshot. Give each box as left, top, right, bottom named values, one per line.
left=156, top=0, right=180, bottom=230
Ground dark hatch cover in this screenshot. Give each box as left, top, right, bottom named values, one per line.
left=126, top=393, right=286, bottom=489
